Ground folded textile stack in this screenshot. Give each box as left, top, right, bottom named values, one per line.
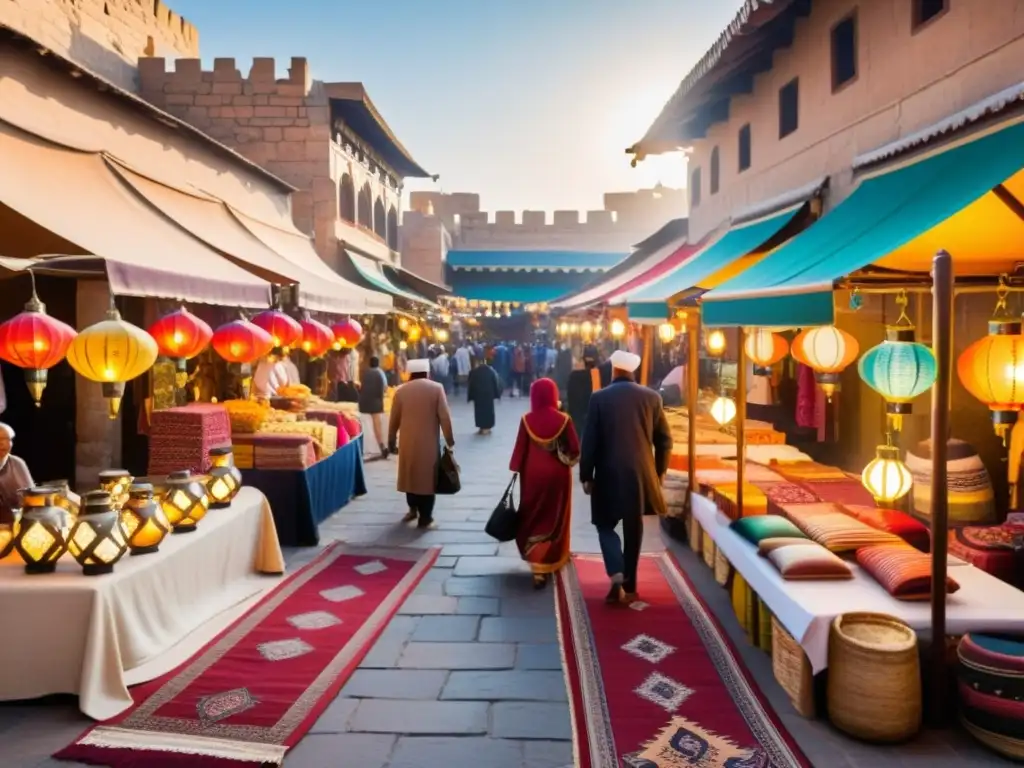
left=305, top=409, right=345, bottom=435
left=148, top=404, right=231, bottom=475
left=252, top=433, right=316, bottom=470
left=222, top=399, right=270, bottom=434
left=257, top=420, right=336, bottom=458
left=264, top=409, right=298, bottom=424
left=709, top=483, right=767, bottom=519
left=230, top=435, right=256, bottom=469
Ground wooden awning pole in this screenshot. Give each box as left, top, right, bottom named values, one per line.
left=930, top=250, right=953, bottom=725
left=737, top=327, right=747, bottom=515
left=687, top=313, right=700, bottom=502
left=640, top=325, right=653, bottom=387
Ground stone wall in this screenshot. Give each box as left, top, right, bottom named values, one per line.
left=406, top=189, right=687, bottom=251
left=0, top=0, right=198, bottom=91
left=137, top=56, right=337, bottom=259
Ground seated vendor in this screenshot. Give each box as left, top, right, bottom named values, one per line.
left=0, top=422, right=32, bottom=525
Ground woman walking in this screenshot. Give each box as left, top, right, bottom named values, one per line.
left=508, top=378, right=580, bottom=588
left=358, top=356, right=389, bottom=459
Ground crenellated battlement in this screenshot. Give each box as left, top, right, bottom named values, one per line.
left=138, top=55, right=313, bottom=104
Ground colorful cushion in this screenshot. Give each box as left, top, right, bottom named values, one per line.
left=766, top=543, right=854, bottom=580
left=711, top=483, right=768, bottom=519
left=786, top=508, right=904, bottom=553
left=730, top=515, right=807, bottom=545
left=857, top=543, right=961, bottom=600
left=757, top=537, right=813, bottom=555
left=757, top=481, right=819, bottom=507
left=844, top=505, right=930, bottom=551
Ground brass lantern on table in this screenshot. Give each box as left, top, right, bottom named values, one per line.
left=122, top=483, right=172, bottom=554
left=98, top=469, right=133, bottom=509
left=68, top=490, right=129, bottom=576
left=0, top=508, right=20, bottom=559
left=14, top=487, right=70, bottom=574
left=206, top=447, right=243, bottom=509
left=161, top=470, right=209, bottom=532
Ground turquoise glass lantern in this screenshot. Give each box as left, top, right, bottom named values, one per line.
left=858, top=324, right=937, bottom=432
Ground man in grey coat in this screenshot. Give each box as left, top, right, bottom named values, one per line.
left=580, top=350, right=673, bottom=604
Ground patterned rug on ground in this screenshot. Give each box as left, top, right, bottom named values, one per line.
left=555, top=553, right=810, bottom=768
left=56, top=543, right=439, bottom=768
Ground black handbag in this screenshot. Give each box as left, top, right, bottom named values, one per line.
left=436, top=445, right=461, bottom=495
left=485, top=475, right=519, bottom=542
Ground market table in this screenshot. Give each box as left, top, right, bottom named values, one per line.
left=691, top=492, right=1024, bottom=672
left=241, top=435, right=366, bottom=547
left=0, top=486, right=284, bottom=720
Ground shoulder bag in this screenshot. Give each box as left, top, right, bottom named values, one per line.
left=485, top=474, right=519, bottom=542
left=436, top=445, right=461, bottom=495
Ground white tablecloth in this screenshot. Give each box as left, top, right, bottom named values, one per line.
left=691, top=493, right=1024, bottom=673
left=0, top=486, right=284, bottom=719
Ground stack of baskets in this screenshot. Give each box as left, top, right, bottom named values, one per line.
left=827, top=612, right=921, bottom=742
left=958, top=633, right=1024, bottom=760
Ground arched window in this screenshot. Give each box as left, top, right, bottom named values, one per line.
left=357, top=183, right=373, bottom=228
left=709, top=147, right=720, bottom=195
left=386, top=207, right=398, bottom=250
left=338, top=174, right=355, bottom=222
left=373, top=198, right=386, bottom=239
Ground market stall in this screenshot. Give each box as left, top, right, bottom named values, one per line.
left=0, top=486, right=283, bottom=720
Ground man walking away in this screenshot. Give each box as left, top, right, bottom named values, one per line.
left=565, top=345, right=601, bottom=438
left=467, top=354, right=501, bottom=434
left=388, top=359, right=456, bottom=528
left=358, top=356, right=389, bottom=459
left=580, top=350, right=672, bottom=604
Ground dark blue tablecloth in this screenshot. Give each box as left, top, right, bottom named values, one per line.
left=242, top=436, right=367, bottom=547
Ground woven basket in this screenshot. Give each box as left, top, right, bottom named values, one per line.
left=714, top=548, right=731, bottom=586
left=827, top=612, right=921, bottom=742
left=689, top=515, right=702, bottom=557
left=772, top=617, right=815, bottom=717
left=962, top=717, right=1024, bottom=760
left=702, top=531, right=716, bottom=569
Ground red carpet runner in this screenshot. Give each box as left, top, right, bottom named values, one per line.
left=56, top=543, right=439, bottom=767
left=555, top=553, right=810, bottom=767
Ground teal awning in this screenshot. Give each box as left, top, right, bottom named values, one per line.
left=702, top=118, right=1024, bottom=327
left=345, top=250, right=436, bottom=307
left=624, top=204, right=803, bottom=309
left=628, top=301, right=671, bottom=321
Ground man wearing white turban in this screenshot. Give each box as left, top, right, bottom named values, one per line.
left=0, top=423, right=33, bottom=525
left=580, top=350, right=672, bottom=604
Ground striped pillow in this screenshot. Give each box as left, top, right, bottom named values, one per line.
left=857, top=543, right=961, bottom=600
left=786, top=508, right=904, bottom=553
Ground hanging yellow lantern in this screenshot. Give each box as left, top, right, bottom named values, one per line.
left=397, top=316, right=410, bottom=332
left=957, top=288, right=1024, bottom=441
left=569, top=322, right=580, bottom=335
left=744, top=328, right=789, bottom=375
left=705, top=329, right=727, bottom=357
left=861, top=440, right=913, bottom=503
left=407, top=324, right=422, bottom=343
left=790, top=325, right=859, bottom=400
left=710, top=395, right=737, bottom=426
left=580, top=320, right=594, bottom=339
left=610, top=319, right=626, bottom=339
left=66, top=305, right=158, bottom=419
left=658, top=323, right=676, bottom=343
left=436, top=328, right=450, bottom=343
left=557, top=322, right=569, bottom=336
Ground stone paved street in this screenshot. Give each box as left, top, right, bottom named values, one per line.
left=0, top=395, right=1011, bottom=767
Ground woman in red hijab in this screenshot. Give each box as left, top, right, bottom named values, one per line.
left=509, top=377, right=580, bottom=588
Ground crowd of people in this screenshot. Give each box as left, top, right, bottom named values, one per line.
left=386, top=339, right=673, bottom=604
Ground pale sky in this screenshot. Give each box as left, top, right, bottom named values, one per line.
left=168, top=0, right=743, bottom=213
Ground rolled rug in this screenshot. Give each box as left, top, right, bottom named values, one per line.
left=905, top=438, right=995, bottom=525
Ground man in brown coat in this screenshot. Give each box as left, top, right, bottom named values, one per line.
left=388, top=359, right=456, bottom=528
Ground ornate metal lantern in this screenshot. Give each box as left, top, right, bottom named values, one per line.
left=122, top=483, right=172, bottom=555
left=161, top=470, right=210, bottom=533
left=14, top=487, right=70, bottom=574
left=68, top=490, right=129, bottom=576
left=207, top=447, right=243, bottom=508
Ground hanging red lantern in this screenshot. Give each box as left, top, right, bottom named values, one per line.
left=147, top=307, right=212, bottom=388
left=300, top=315, right=335, bottom=359
left=251, top=309, right=302, bottom=351
left=212, top=318, right=273, bottom=400
left=0, top=289, right=77, bottom=406
left=331, top=318, right=363, bottom=350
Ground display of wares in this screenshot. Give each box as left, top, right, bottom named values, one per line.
left=276, top=384, right=311, bottom=400
left=147, top=404, right=232, bottom=476
left=97, top=469, right=133, bottom=509
left=68, top=490, right=130, bottom=576
left=14, top=487, right=70, bottom=574
left=257, top=420, right=337, bottom=457
left=161, top=470, right=210, bottom=531
left=206, top=447, right=243, bottom=508
left=222, top=399, right=270, bottom=433
left=121, top=483, right=172, bottom=554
